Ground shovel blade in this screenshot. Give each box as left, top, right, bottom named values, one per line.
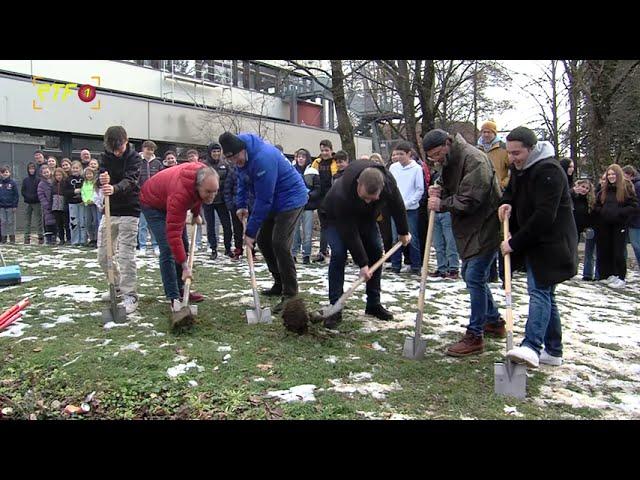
left=494, top=362, right=528, bottom=399
left=101, top=305, right=127, bottom=325
left=259, top=307, right=272, bottom=324
left=246, top=307, right=272, bottom=324
left=402, top=336, right=427, bottom=360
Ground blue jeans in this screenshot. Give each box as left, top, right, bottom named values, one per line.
left=292, top=210, right=314, bottom=258
left=138, top=211, right=158, bottom=249
left=522, top=261, right=562, bottom=357
left=583, top=228, right=598, bottom=279
left=68, top=203, right=86, bottom=245
left=327, top=223, right=382, bottom=308
left=432, top=211, right=460, bottom=273
left=142, top=206, right=189, bottom=300
left=391, top=209, right=421, bottom=271
left=629, top=227, right=640, bottom=266
left=461, top=250, right=501, bottom=336
left=84, top=204, right=98, bottom=242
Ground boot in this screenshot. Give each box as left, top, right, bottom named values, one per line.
left=24, top=235, right=31, bottom=245
left=365, top=304, right=394, bottom=321
left=483, top=318, right=507, bottom=338
left=261, top=283, right=282, bottom=296
left=210, top=250, right=218, bottom=260
left=445, top=331, right=484, bottom=357
left=303, top=256, right=310, bottom=265
left=225, top=248, right=234, bottom=258
left=9, top=235, right=15, bottom=244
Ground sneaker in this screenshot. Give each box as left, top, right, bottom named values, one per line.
left=540, top=349, right=563, bottom=366
left=323, top=310, right=342, bottom=329
left=261, top=284, right=282, bottom=296
left=138, top=248, right=147, bottom=256
left=232, top=247, right=242, bottom=260
left=101, top=288, right=122, bottom=301
left=603, top=275, right=617, bottom=284
left=400, top=265, right=411, bottom=273
left=180, top=289, right=204, bottom=303
left=609, top=278, right=626, bottom=288
left=445, top=331, right=484, bottom=357
left=429, top=271, right=446, bottom=278
left=506, top=345, right=539, bottom=368
left=121, top=294, right=138, bottom=314
left=225, top=249, right=234, bottom=258
left=210, top=250, right=218, bottom=260
left=313, top=253, right=326, bottom=263
left=446, top=270, right=460, bottom=280
left=303, top=256, right=310, bottom=265
left=153, top=246, right=160, bottom=256
left=365, top=304, right=394, bottom=321
left=483, top=319, right=507, bottom=338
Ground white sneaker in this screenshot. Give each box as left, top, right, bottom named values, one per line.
left=121, top=294, right=138, bottom=314
left=400, top=265, right=411, bottom=273
left=540, top=349, right=563, bottom=366
left=153, top=246, right=160, bottom=257
left=506, top=345, right=539, bottom=368
left=609, top=278, right=626, bottom=288
left=603, top=275, right=617, bottom=284
left=138, top=248, right=147, bottom=256
left=101, top=289, right=121, bottom=302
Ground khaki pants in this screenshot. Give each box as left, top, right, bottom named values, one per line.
left=97, top=215, right=139, bottom=297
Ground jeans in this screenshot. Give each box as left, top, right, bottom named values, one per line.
left=327, top=222, right=382, bottom=308
left=583, top=229, right=598, bottom=279
left=522, top=261, right=562, bottom=357
left=24, top=203, right=43, bottom=237
left=391, top=209, right=421, bottom=271
left=257, top=207, right=303, bottom=297
left=0, top=208, right=16, bottom=236
left=68, top=203, right=86, bottom=245
left=142, top=206, right=188, bottom=300
left=432, top=211, right=460, bottom=273
left=629, top=227, right=640, bottom=267
left=461, top=250, right=501, bottom=336
left=84, top=204, right=98, bottom=242
left=292, top=210, right=314, bottom=258
left=138, top=211, right=158, bottom=249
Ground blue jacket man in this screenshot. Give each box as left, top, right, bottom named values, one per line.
left=219, top=132, right=308, bottom=313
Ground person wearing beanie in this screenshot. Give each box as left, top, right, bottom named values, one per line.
left=498, top=126, right=578, bottom=368
left=423, top=128, right=503, bottom=357
left=218, top=131, right=309, bottom=314
left=203, top=141, right=235, bottom=260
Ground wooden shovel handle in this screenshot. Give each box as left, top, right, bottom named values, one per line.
left=503, top=217, right=513, bottom=332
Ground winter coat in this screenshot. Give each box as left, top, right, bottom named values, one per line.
left=0, top=177, right=19, bottom=208
left=235, top=133, right=308, bottom=239
left=628, top=176, right=640, bottom=229
left=303, top=166, right=321, bottom=210
left=51, top=180, right=65, bottom=212
left=501, top=146, right=578, bottom=288
left=204, top=143, right=231, bottom=205
left=63, top=175, right=83, bottom=204
left=477, top=138, right=510, bottom=190
left=100, top=144, right=141, bottom=218
left=81, top=180, right=96, bottom=205
left=140, top=162, right=203, bottom=265
left=138, top=156, right=164, bottom=188
left=310, top=156, right=338, bottom=198
left=439, top=133, right=502, bottom=260
left=37, top=179, right=56, bottom=225
left=571, top=192, right=593, bottom=234
left=593, top=183, right=639, bottom=227
left=320, top=159, right=409, bottom=268
left=224, top=165, right=255, bottom=212
left=21, top=166, right=41, bottom=204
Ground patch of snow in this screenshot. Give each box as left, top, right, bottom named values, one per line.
left=325, top=356, right=338, bottom=364
left=16, top=336, right=39, bottom=343
left=266, top=384, right=317, bottom=403
left=41, top=315, right=75, bottom=329
left=349, top=372, right=373, bottom=382
left=217, top=346, right=232, bottom=352
left=42, top=285, right=101, bottom=303
left=167, top=360, right=204, bottom=378
left=328, top=379, right=402, bottom=400
left=503, top=405, right=524, bottom=418
left=120, top=342, right=148, bottom=355
left=372, top=341, right=387, bottom=352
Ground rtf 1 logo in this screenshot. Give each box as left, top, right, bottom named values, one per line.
left=32, top=76, right=101, bottom=110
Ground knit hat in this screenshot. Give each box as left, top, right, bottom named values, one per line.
left=480, top=120, right=498, bottom=134
left=506, top=126, right=538, bottom=148
left=208, top=142, right=221, bottom=151
left=218, top=132, right=246, bottom=157
left=422, top=129, right=450, bottom=152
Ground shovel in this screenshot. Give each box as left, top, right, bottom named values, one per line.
left=101, top=195, right=127, bottom=324
left=403, top=210, right=436, bottom=360
left=171, top=222, right=199, bottom=329
left=494, top=217, right=527, bottom=399
left=311, top=240, right=403, bottom=322
left=243, top=220, right=271, bottom=324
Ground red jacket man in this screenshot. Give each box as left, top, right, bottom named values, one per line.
left=140, top=162, right=220, bottom=313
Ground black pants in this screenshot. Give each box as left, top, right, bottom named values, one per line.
left=53, top=211, right=66, bottom=242
left=63, top=203, right=71, bottom=242
left=257, top=207, right=303, bottom=297
left=318, top=213, right=329, bottom=255
left=44, top=223, right=57, bottom=244
left=230, top=207, right=243, bottom=250
left=203, top=203, right=233, bottom=252
left=596, top=223, right=628, bottom=280
left=378, top=207, right=393, bottom=254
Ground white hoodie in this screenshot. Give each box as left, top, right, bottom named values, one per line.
left=521, top=141, right=556, bottom=171
left=389, top=160, right=424, bottom=210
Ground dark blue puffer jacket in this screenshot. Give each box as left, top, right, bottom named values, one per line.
left=235, top=133, right=308, bottom=238
left=0, top=177, right=19, bottom=208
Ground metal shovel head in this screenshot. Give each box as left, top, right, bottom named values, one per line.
left=402, top=335, right=427, bottom=360
left=494, top=360, right=528, bottom=399
left=245, top=307, right=272, bottom=325
left=101, top=304, right=127, bottom=324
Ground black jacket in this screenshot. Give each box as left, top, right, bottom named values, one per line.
left=205, top=143, right=230, bottom=205
left=320, top=159, right=408, bottom=267
left=21, top=167, right=41, bottom=204
left=100, top=144, right=141, bottom=217
left=63, top=175, right=83, bottom=204
left=302, top=166, right=321, bottom=211
left=593, top=183, right=639, bottom=227
left=571, top=192, right=593, bottom=233
left=501, top=157, right=578, bottom=287
left=138, top=156, right=164, bottom=188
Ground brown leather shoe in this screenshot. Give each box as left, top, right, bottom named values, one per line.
left=483, top=319, right=506, bottom=338
left=445, top=331, right=484, bottom=357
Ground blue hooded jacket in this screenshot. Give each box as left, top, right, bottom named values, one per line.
left=235, top=133, right=308, bottom=238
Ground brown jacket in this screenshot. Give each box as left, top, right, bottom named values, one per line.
left=439, top=134, right=502, bottom=260
left=478, top=141, right=510, bottom=189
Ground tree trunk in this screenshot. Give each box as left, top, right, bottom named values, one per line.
left=396, top=60, right=419, bottom=149
left=417, top=60, right=436, bottom=133
left=564, top=60, right=581, bottom=169
left=330, top=60, right=356, bottom=160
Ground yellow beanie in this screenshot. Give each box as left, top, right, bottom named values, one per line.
left=481, top=120, right=498, bottom=134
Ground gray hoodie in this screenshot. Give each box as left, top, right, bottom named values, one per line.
left=521, top=141, right=556, bottom=171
